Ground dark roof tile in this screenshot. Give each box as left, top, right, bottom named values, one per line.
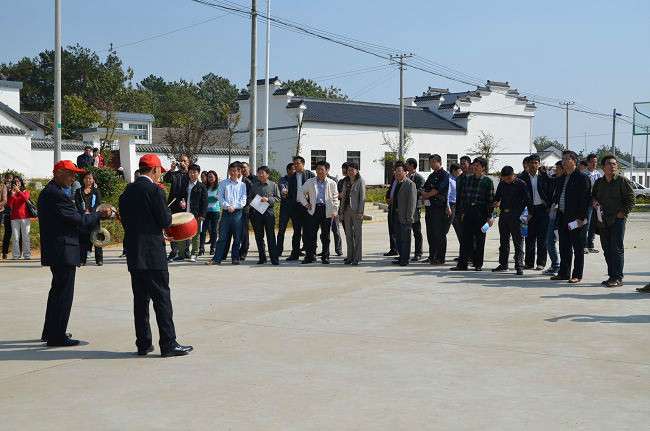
left=414, top=95, right=441, bottom=102
left=135, top=144, right=250, bottom=156
left=286, top=99, right=305, bottom=109
left=0, top=101, right=41, bottom=131
left=438, top=103, right=456, bottom=110
left=236, top=94, right=250, bottom=101
left=487, top=80, right=510, bottom=88
left=0, top=125, right=26, bottom=135
left=452, top=112, right=470, bottom=119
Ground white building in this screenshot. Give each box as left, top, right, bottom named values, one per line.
left=235, top=77, right=537, bottom=185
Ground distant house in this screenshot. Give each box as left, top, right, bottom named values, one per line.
left=236, top=77, right=537, bottom=185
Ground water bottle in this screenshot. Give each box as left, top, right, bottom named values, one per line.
left=521, top=207, right=529, bottom=238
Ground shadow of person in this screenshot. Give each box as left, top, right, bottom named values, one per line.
left=0, top=339, right=136, bottom=361
left=545, top=314, right=650, bottom=324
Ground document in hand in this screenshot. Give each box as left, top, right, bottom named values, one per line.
left=250, top=194, right=270, bottom=214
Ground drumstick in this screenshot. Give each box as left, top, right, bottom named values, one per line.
left=168, top=198, right=176, bottom=208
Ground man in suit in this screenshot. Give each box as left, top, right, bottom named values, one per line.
left=76, top=146, right=95, bottom=169
left=298, top=160, right=339, bottom=264
left=119, top=154, right=193, bottom=357
left=286, top=155, right=315, bottom=261
left=550, top=150, right=592, bottom=283
left=175, top=163, right=208, bottom=262
left=406, top=158, right=425, bottom=261
left=163, top=154, right=190, bottom=261
left=518, top=154, right=551, bottom=270
left=38, top=160, right=113, bottom=346
left=422, top=154, right=450, bottom=265
left=383, top=174, right=399, bottom=257
left=276, top=162, right=295, bottom=256
left=390, top=161, right=417, bottom=266
left=249, top=166, right=282, bottom=265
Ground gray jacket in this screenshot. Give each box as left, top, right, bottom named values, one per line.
left=395, top=177, right=417, bottom=224
left=339, top=175, right=366, bottom=214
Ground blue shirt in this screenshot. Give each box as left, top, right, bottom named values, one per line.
left=316, top=178, right=327, bottom=204
left=447, top=174, right=457, bottom=208
left=218, top=178, right=247, bottom=210
left=389, top=178, right=398, bottom=200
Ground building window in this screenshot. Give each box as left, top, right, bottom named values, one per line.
left=418, top=153, right=431, bottom=172
left=129, top=123, right=148, bottom=140
left=116, top=123, right=123, bottom=130
left=447, top=153, right=458, bottom=171
left=346, top=151, right=360, bottom=167
left=311, top=150, right=326, bottom=170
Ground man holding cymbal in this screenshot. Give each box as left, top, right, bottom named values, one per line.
left=119, top=154, right=193, bottom=357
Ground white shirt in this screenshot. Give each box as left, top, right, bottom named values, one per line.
left=296, top=172, right=304, bottom=202
left=529, top=173, right=543, bottom=206
left=187, top=180, right=197, bottom=212
left=586, top=169, right=601, bottom=188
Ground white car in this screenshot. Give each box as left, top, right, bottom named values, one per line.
left=630, top=181, right=650, bottom=199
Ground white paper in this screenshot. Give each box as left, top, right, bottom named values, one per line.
left=250, top=194, right=270, bottom=214
left=596, top=205, right=603, bottom=222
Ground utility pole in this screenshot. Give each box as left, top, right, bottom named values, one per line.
left=645, top=132, right=649, bottom=187
left=263, top=0, right=270, bottom=167
left=559, top=101, right=575, bottom=150
left=611, top=108, right=617, bottom=156
left=54, top=0, right=62, bottom=163
left=584, top=132, right=587, bottom=156
left=630, top=133, right=634, bottom=183
left=391, top=54, right=412, bottom=160
left=249, top=0, right=257, bottom=171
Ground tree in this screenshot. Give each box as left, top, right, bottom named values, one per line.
left=162, top=115, right=210, bottom=164
left=219, top=104, right=242, bottom=164
left=281, top=78, right=348, bottom=100
left=46, top=94, right=101, bottom=138
left=375, top=130, right=413, bottom=165
left=534, top=136, right=564, bottom=152
left=154, top=79, right=207, bottom=128
left=470, top=131, right=502, bottom=172
left=198, top=73, right=240, bottom=126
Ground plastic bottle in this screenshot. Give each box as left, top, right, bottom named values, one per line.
left=480, top=212, right=497, bottom=234
left=521, top=207, right=529, bottom=237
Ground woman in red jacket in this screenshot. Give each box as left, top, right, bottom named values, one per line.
left=6, top=176, right=30, bottom=259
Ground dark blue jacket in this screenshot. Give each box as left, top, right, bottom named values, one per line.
left=553, top=169, right=592, bottom=221
left=37, top=181, right=102, bottom=267
left=119, top=176, right=172, bottom=271
left=288, top=169, right=315, bottom=209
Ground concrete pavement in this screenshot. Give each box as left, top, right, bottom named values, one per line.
left=0, top=214, right=648, bottom=430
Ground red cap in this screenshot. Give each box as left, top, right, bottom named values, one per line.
left=53, top=160, right=86, bottom=174
left=139, top=154, right=167, bottom=172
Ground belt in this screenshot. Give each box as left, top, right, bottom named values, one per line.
left=449, top=202, right=456, bottom=207
left=501, top=208, right=512, bottom=213
left=470, top=202, right=485, bottom=206
left=316, top=203, right=326, bottom=207
left=534, top=204, right=546, bottom=208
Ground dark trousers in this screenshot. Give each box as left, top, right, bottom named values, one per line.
left=450, top=203, right=463, bottom=245
left=200, top=211, right=220, bottom=252
left=387, top=206, right=398, bottom=253
left=412, top=209, right=423, bottom=258
left=305, top=204, right=331, bottom=260
left=221, top=208, right=250, bottom=260
left=426, top=205, right=448, bottom=263
left=252, top=210, right=279, bottom=262
left=170, top=238, right=190, bottom=257
left=393, top=213, right=412, bottom=265
left=558, top=211, right=585, bottom=279
left=331, top=215, right=343, bottom=254
left=498, top=212, right=524, bottom=269
left=2, top=210, right=11, bottom=255
left=525, top=205, right=548, bottom=267
left=129, top=269, right=177, bottom=351
left=584, top=207, right=596, bottom=249
left=41, top=265, right=76, bottom=343
left=277, top=202, right=290, bottom=255
left=79, top=230, right=103, bottom=264
left=458, top=206, right=488, bottom=269
left=213, top=210, right=243, bottom=263
left=599, top=217, right=626, bottom=281
left=290, top=204, right=308, bottom=257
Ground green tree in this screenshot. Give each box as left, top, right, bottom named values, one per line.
left=219, top=104, right=242, bottom=164
left=534, top=136, right=564, bottom=152
left=375, top=130, right=413, bottom=165
left=197, top=73, right=240, bottom=126
left=281, top=78, right=348, bottom=100
left=46, top=94, right=101, bottom=138
left=155, top=79, right=207, bottom=127
left=162, top=115, right=210, bottom=164
left=470, top=131, right=502, bottom=172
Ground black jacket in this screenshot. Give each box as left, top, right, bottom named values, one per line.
left=187, top=181, right=208, bottom=219
left=288, top=169, right=315, bottom=208
left=37, top=181, right=102, bottom=267
left=76, top=153, right=94, bottom=169
left=163, top=170, right=189, bottom=213
left=553, top=169, right=591, bottom=221
left=119, top=176, right=173, bottom=271
left=518, top=171, right=552, bottom=207
left=74, top=186, right=102, bottom=231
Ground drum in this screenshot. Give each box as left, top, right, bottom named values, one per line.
left=166, top=212, right=197, bottom=242
left=90, top=227, right=111, bottom=248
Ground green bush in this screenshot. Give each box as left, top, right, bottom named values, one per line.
left=78, top=167, right=125, bottom=199
left=269, top=169, right=282, bottom=184
left=1, top=168, right=26, bottom=181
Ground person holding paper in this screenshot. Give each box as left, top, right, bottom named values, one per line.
left=249, top=166, right=281, bottom=265
left=550, top=150, right=591, bottom=283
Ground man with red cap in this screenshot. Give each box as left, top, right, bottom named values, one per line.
left=38, top=160, right=113, bottom=346
left=119, top=154, right=193, bottom=357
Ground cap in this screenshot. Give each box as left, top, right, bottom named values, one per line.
left=139, top=154, right=167, bottom=172
left=53, top=160, right=86, bottom=174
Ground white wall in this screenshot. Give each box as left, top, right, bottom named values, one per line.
left=29, top=148, right=81, bottom=179
left=0, top=135, right=33, bottom=177
left=0, top=86, right=21, bottom=112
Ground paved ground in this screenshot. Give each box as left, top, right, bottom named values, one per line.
left=1, top=214, right=649, bottom=430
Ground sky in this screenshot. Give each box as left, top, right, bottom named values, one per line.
left=2, top=0, right=649, bottom=160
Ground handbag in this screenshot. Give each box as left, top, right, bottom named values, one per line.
left=25, top=198, right=38, bottom=218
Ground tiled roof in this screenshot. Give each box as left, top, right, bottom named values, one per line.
left=426, top=87, right=450, bottom=94
left=273, top=88, right=291, bottom=96
left=525, top=103, right=537, bottom=109
left=0, top=101, right=41, bottom=131
left=516, top=96, right=528, bottom=102
left=0, top=80, right=23, bottom=89
left=438, top=103, right=456, bottom=110
left=152, top=127, right=230, bottom=146
left=295, top=98, right=465, bottom=131
left=253, top=76, right=280, bottom=86
left=31, top=138, right=87, bottom=151
left=0, top=125, right=26, bottom=135
left=114, top=111, right=154, bottom=122
left=286, top=99, right=305, bottom=109
left=487, top=80, right=510, bottom=88
left=457, top=97, right=472, bottom=103
left=506, top=89, right=520, bottom=97
left=476, top=86, right=491, bottom=92
left=414, top=95, right=441, bottom=102
left=135, top=144, right=249, bottom=156
left=236, top=94, right=250, bottom=101
left=452, top=112, right=470, bottom=119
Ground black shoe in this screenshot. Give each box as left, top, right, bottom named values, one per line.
left=321, top=259, right=330, bottom=264
left=119, top=251, right=127, bottom=258
left=271, top=259, right=279, bottom=266
left=137, top=345, right=154, bottom=356
left=392, top=260, right=401, bottom=265
left=317, top=251, right=323, bottom=256
left=450, top=266, right=468, bottom=271
left=299, top=251, right=305, bottom=256
left=240, top=254, right=247, bottom=261
left=492, top=265, right=508, bottom=272
left=2, top=253, right=7, bottom=259
left=399, top=262, right=408, bottom=266
left=636, top=284, right=650, bottom=293
left=47, top=337, right=80, bottom=347
left=516, top=268, right=524, bottom=275
left=96, top=261, right=103, bottom=266
left=522, top=264, right=534, bottom=270
left=41, top=332, right=72, bottom=342
left=286, top=254, right=300, bottom=261
left=257, top=259, right=267, bottom=265
left=411, top=256, right=420, bottom=262
left=167, top=252, right=178, bottom=262
left=301, top=258, right=315, bottom=264
left=336, top=250, right=343, bottom=256
left=161, top=343, right=193, bottom=358
left=198, top=248, right=205, bottom=256
left=474, top=267, right=482, bottom=271
left=453, top=257, right=459, bottom=262
left=232, top=260, right=240, bottom=265
left=383, top=250, right=398, bottom=256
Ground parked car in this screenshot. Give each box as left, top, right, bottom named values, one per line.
left=630, top=181, right=650, bottom=199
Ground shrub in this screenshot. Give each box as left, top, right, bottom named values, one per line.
left=269, top=169, right=282, bottom=184
left=1, top=168, right=25, bottom=180
left=79, top=167, right=125, bottom=199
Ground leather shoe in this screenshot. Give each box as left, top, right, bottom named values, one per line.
left=383, top=250, right=398, bottom=256
left=161, top=343, right=193, bottom=358
left=636, top=284, right=650, bottom=293
left=301, top=259, right=314, bottom=264
left=232, top=260, right=240, bottom=265
left=522, top=264, right=534, bottom=270
left=411, top=256, right=420, bottom=262
left=137, top=345, right=154, bottom=356
left=47, top=337, right=80, bottom=347
left=474, top=267, right=482, bottom=271
left=41, top=332, right=71, bottom=342
left=516, top=268, right=524, bottom=275
left=257, top=259, right=267, bottom=264
left=285, top=255, right=299, bottom=261
left=550, top=275, right=569, bottom=281
left=336, top=250, right=343, bottom=256
left=492, top=265, right=508, bottom=272
left=605, top=279, right=622, bottom=288
left=450, top=266, right=468, bottom=271
left=271, top=259, right=279, bottom=266
left=321, top=259, right=330, bottom=264
left=568, top=277, right=581, bottom=283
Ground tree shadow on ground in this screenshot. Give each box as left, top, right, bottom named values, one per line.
left=0, top=339, right=136, bottom=361
left=545, top=314, right=650, bottom=324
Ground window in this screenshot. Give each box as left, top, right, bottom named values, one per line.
left=346, top=151, right=360, bottom=167
left=116, top=123, right=123, bottom=130
left=311, top=150, right=327, bottom=170
left=129, top=123, right=148, bottom=140
left=418, top=153, right=431, bottom=172
left=447, top=153, right=458, bottom=171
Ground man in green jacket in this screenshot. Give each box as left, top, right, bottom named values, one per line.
left=591, top=155, right=635, bottom=288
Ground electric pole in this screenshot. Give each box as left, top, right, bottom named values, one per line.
left=263, top=0, right=270, bottom=167
left=645, top=132, right=648, bottom=187
left=559, top=101, right=575, bottom=150
left=54, top=0, right=62, bottom=163
left=249, top=0, right=257, bottom=171
left=611, top=108, right=617, bottom=156
left=391, top=54, right=412, bottom=160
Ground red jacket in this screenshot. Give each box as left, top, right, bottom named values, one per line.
left=6, top=190, right=30, bottom=220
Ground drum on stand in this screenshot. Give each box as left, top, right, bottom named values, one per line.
left=166, top=212, right=197, bottom=242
